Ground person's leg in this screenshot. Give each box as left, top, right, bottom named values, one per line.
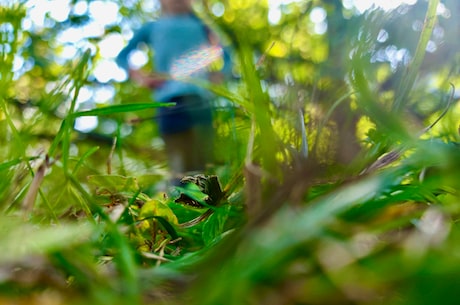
left=158, top=96, right=193, bottom=184
left=191, top=123, right=214, bottom=171
left=159, top=95, right=215, bottom=184
left=185, top=95, right=214, bottom=172
left=162, top=129, right=194, bottom=185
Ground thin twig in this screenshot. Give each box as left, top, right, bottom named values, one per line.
left=178, top=209, right=214, bottom=228
left=107, top=136, right=117, bottom=174
left=141, top=251, right=171, bottom=262
left=21, top=155, right=54, bottom=214
left=256, top=41, right=275, bottom=69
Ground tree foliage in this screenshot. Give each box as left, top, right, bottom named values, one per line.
left=1, top=0, right=460, bottom=304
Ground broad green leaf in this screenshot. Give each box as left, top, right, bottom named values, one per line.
left=202, top=205, right=231, bottom=246
left=139, top=199, right=180, bottom=240
left=140, top=199, right=179, bottom=226
left=175, top=183, right=209, bottom=206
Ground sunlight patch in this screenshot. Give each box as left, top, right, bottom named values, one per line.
left=75, top=116, right=98, bottom=133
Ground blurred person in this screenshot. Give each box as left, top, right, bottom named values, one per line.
left=116, top=0, right=231, bottom=186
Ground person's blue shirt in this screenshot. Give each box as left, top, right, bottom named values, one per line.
left=116, top=13, right=231, bottom=103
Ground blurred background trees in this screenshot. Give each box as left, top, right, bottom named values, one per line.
left=3, top=0, right=459, bottom=172
left=1, top=0, right=459, bottom=222
left=0, top=1, right=457, bottom=213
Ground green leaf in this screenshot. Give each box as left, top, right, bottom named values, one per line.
left=175, top=183, right=210, bottom=206
left=71, top=102, right=174, bottom=118
left=87, top=174, right=140, bottom=195
left=202, top=205, right=231, bottom=246
left=140, top=199, right=180, bottom=239
left=140, top=199, right=179, bottom=226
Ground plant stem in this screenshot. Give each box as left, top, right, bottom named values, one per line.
left=393, top=0, right=440, bottom=111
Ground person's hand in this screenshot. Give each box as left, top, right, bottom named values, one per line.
left=129, top=69, right=165, bottom=89
left=208, top=71, right=224, bottom=84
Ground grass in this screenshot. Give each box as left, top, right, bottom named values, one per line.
left=1, top=1, right=460, bottom=304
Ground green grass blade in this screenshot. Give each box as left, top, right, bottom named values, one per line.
left=239, top=44, right=278, bottom=174
left=72, top=146, right=100, bottom=175
left=393, top=0, right=440, bottom=111
left=0, top=156, right=39, bottom=171
left=71, top=102, right=174, bottom=118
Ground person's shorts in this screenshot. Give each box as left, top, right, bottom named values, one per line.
left=157, top=95, right=213, bottom=135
